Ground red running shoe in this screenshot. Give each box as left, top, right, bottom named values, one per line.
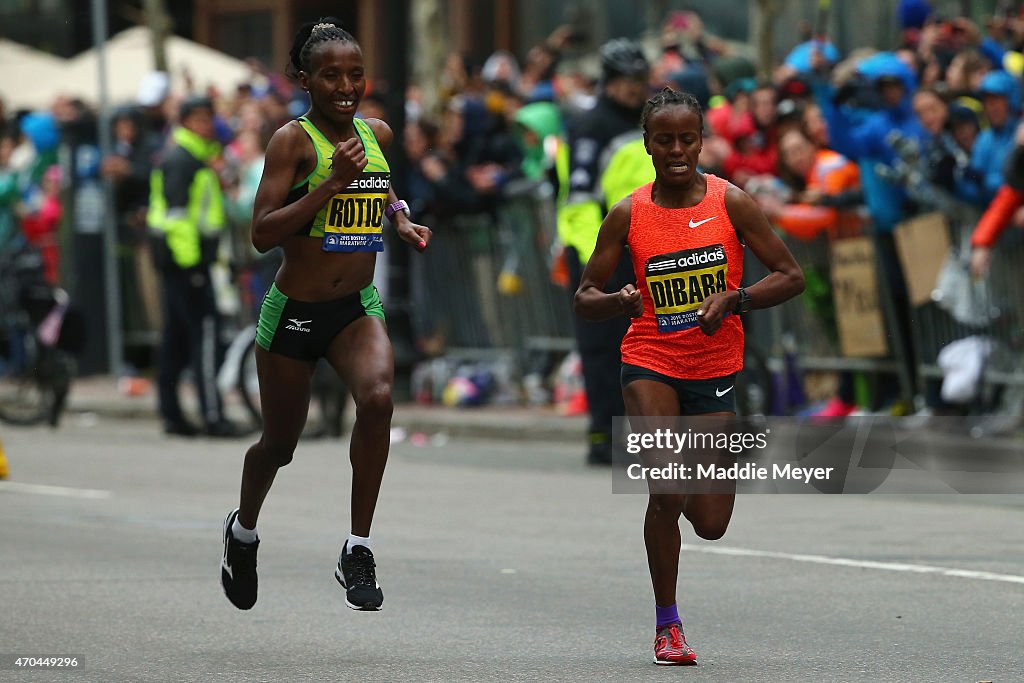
left=653, top=622, right=697, bottom=665
left=812, top=397, right=858, bottom=419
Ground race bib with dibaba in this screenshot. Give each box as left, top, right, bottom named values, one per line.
left=644, top=244, right=729, bottom=333
left=322, top=172, right=390, bottom=253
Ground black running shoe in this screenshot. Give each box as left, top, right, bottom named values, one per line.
left=221, top=509, right=258, bottom=610
left=335, top=542, right=383, bottom=611
left=204, top=420, right=250, bottom=438
left=164, top=420, right=200, bottom=437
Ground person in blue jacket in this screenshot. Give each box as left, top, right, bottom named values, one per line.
left=958, top=70, right=1020, bottom=207
left=816, top=52, right=927, bottom=233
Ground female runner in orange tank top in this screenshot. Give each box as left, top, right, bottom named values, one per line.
left=575, top=88, right=804, bottom=666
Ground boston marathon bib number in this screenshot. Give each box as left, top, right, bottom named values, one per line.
left=645, top=244, right=729, bottom=333
left=322, top=172, right=390, bottom=253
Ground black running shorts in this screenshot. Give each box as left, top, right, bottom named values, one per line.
left=621, top=364, right=738, bottom=415
left=256, top=283, right=385, bottom=362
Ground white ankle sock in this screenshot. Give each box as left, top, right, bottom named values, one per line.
left=347, top=534, right=371, bottom=553
left=232, top=517, right=258, bottom=544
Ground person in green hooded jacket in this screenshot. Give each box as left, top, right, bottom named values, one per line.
left=513, top=100, right=568, bottom=185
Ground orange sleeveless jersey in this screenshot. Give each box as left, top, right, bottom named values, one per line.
left=621, top=174, right=745, bottom=379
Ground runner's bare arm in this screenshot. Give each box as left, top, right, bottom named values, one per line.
left=251, top=123, right=366, bottom=253
left=366, top=118, right=432, bottom=253
left=697, top=184, right=804, bottom=334
left=574, top=197, right=643, bottom=321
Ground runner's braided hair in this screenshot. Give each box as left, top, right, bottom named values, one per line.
left=287, top=17, right=358, bottom=79
left=641, top=87, right=703, bottom=134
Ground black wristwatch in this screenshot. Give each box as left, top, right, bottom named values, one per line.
left=733, top=287, right=751, bottom=314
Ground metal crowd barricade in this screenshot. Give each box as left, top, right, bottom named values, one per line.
left=981, top=230, right=1024, bottom=389
left=409, top=181, right=574, bottom=372
left=411, top=211, right=499, bottom=353
left=763, top=218, right=915, bottom=411
left=907, top=205, right=1024, bottom=398
left=493, top=180, right=575, bottom=356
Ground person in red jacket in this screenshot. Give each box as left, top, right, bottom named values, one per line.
left=20, top=165, right=62, bottom=285
left=722, top=82, right=779, bottom=186
left=971, top=185, right=1024, bottom=275
left=970, top=122, right=1024, bottom=276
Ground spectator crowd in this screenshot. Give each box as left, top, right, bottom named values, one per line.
left=2, top=0, right=1024, bottom=422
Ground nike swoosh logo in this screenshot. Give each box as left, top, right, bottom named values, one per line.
left=715, top=386, right=734, bottom=397
left=688, top=217, right=716, bottom=228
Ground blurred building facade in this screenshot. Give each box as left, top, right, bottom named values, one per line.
left=8, top=1, right=997, bottom=77
left=189, top=0, right=1005, bottom=73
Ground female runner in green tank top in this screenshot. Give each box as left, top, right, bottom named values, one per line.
left=219, top=18, right=432, bottom=612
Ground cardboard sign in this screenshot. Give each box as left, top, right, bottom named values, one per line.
left=830, top=236, right=889, bottom=358
left=894, top=212, right=952, bottom=306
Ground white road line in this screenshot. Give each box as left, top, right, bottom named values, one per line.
left=0, top=481, right=112, bottom=500
left=682, top=544, right=1024, bottom=585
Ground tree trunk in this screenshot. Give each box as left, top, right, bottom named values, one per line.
left=141, top=0, right=170, bottom=73
left=411, top=0, right=447, bottom=120
left=754, top=0, right=786, bottom=79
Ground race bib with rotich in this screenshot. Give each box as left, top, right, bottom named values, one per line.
left=644, top=244, right=729, bottom=333
left=322, top=172, right=390, bottom=253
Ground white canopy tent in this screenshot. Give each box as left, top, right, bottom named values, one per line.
left=0, top=39, right=70, bottom=110
left=0, top=27, right=255, bottom=110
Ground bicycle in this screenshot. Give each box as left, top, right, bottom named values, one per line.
left=0, top=245, right=83, bottom=427
left=219, top=325, right=349, bottom=438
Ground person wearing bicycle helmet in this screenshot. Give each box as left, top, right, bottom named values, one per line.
left=575, top=88, right=804, bottom=666
left=219, top=18, right=431, bottom=613
left=560, top=37, right=654, bottom=465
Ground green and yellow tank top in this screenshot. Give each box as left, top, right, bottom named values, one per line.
left=287, top=116, right=391, bottom=252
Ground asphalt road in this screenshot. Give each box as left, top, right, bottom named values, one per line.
left=1, top=416, right=1022, bottom=682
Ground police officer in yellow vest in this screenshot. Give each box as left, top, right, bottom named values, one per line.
left=561, top=39, right=654, bottom=465
left=147, top=96, right=240, bottom=437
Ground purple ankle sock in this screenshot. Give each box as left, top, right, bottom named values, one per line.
left=656, top=603, right=680, bottom=628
